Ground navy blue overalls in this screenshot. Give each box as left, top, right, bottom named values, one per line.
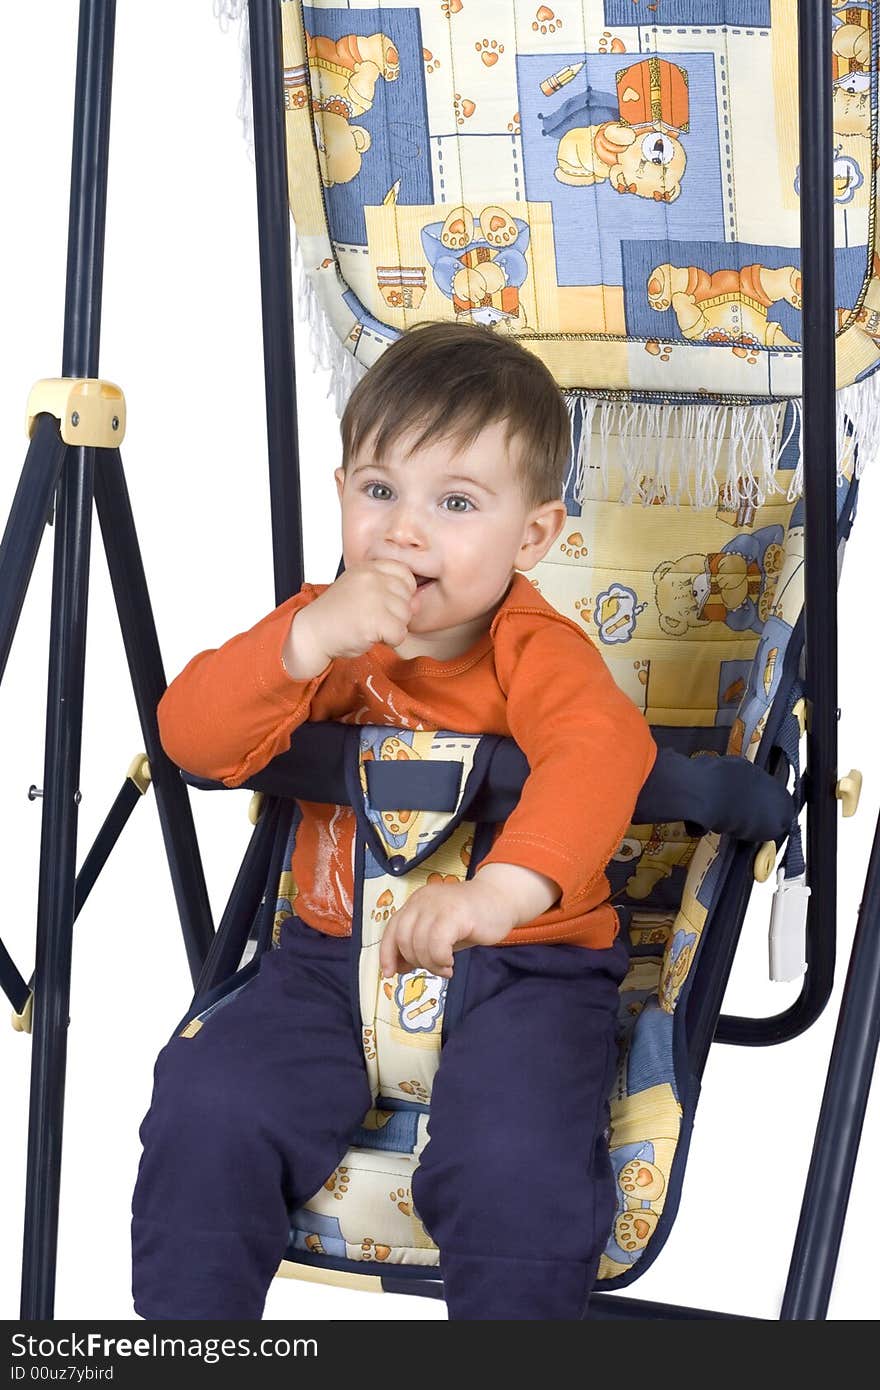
left=131, top=910, right=628, bottom=1320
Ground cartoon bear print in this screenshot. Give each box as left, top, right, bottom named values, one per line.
left=398, top=1078, right=430, bottom=1102
left=797, top=7, right=874, bottom=204
left=552, top=57, right=690, bottom=203
left=389, top=1186, right=413, bottom=1216
left=832, top=5, right=872, bottom=142
left=360, top=1237, right=392, bottom=1261
left=647, top=263, right=802, bottom=351
left=371, top=887, right=397, bottom=927
left=653, top=527, right=785, bottom=637
left=615, top=1206, right=659, bottom=1254
left=852, top=252, right=880, bottom=346
left=556, top=121, right=686, bottom=202
left=624, top=824, right=696, bottom=900
left=303, top=31, right=400, bottom=188
left=323, top=1165, right=351, bottom=1200
left=421, top=204, right=530, bottom=329
left=617, top=1157, right=666, bottom=1203
left=659, top=927, right=698, bottom=1012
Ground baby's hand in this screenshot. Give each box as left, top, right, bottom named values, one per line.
left=297, top=560, right=419, bottom=664
left=378, top=877, right=519, bottom=980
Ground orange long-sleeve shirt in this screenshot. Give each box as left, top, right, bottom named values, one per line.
left=157, top=573, right=657, bottom=949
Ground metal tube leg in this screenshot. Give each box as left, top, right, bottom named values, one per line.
left=193, top=800, right=284, bottom=1000
left=94, top=448, right=214, bottom=982
left=781, top=807, right=880, bottom=1320
left=248, top=0, right=305, bottom=606
left=61, top=0, right=116, bottom=380
left=0, top=415, right=68, bottom=686
left=19, top=0, right=118, bottom=1314
left=798, top=0, right=839, bottom=1019
left=20, top=444, right=94, bottom=1318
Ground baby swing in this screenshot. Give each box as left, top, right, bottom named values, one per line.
left=5, top=0, right=880, bottom=1320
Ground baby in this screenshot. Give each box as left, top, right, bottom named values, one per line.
left=131, top=321, right=657, bottom=1320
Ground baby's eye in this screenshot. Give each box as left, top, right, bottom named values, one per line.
left=442, top=494, right=474, bottom=512
left=364, top=482, right=393, bottom=500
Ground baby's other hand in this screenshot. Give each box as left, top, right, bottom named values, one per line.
left=378, top=877, right=519, bottom=979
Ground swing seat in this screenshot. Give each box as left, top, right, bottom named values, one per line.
left=173, top=0, right=877, bottom=1303
left=175, top=440, right=854, bottom=1291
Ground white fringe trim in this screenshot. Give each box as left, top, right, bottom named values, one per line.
left=213, top=0, right=253, bottom=159
left=214, top=1, right=365, bottom=412
left=568, top=377, right=877, bottom=509
left=568, top=396, right=790, bottom=509
left=291, top=232, right=368, bottom=414
left=783, top=372, right=878, bottom=501
left=213, top=0, right=246, bottom=28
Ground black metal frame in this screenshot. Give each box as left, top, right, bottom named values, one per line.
left=4, top=0, right=879, bottom=1320
left=3, top=0, right=217, bottom=1319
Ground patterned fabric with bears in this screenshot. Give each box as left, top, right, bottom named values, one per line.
left=280, top=0, right=880, bottom=399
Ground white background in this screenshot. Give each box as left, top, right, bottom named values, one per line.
left=0, top=2, right=877, bottom=1324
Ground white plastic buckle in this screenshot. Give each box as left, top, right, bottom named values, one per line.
left=768, top=868, right=810, bottom=982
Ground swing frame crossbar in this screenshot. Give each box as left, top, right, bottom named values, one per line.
left=1, top=0, right=878, bottom=1322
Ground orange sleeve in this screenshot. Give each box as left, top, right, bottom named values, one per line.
left=156, top=585, right=334, bottom=789
left=478, top=610, right=658, bottom=908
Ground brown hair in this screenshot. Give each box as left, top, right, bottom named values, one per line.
left=340, top=321, right=571, bottom=509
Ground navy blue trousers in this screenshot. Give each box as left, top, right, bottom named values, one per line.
left=131, top=914, right=628, bottom=1320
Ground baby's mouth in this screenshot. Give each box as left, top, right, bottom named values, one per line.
left=413, top=574, right=436, bottom=588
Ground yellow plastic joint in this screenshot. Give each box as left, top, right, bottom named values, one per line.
left=11, top=992, right=33, bottom=1034
left=836, top=768, right=863, bottom=818
left=248, top=792, right=264, bottom=826
left=128, top=754, right=152, bottom=795
left=26, top=378, right=126, bottom=447
left=754, top=840, right=777, bottom=883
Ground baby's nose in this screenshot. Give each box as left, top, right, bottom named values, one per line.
left=385, top=503, right=427, bottom=547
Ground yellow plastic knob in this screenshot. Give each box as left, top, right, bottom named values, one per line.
left=754, top=840, right=777, bottom=883
left=836, top=769, right=863, bottom=818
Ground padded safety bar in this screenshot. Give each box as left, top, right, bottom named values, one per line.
left=180, top=722, right=796, bottom=846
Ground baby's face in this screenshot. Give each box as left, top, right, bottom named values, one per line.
left=335, top=418, right=563, bottom=658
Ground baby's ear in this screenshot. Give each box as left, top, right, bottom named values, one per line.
left=547, top=501, right=567, bottom=545
left=334, top=467, right=346, bottom=503
left=541, top=498, right=567, bottom=537
left=518, top=499, right=567, bottom=569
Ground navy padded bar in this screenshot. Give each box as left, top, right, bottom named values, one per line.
left=181, top=722, right=795, bottom=844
